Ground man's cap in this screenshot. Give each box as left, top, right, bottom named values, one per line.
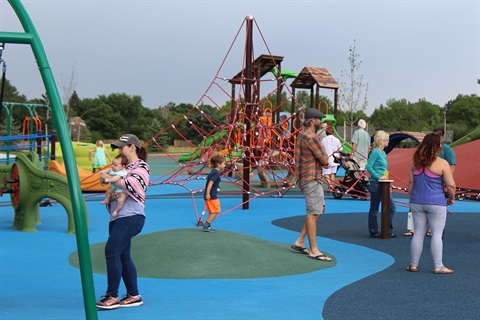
left=304, top=108, right=325, bottom=120
left=111, top=134, right=141, bottom=149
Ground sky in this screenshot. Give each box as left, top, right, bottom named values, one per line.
left=1, top=0, right=479, bottom=116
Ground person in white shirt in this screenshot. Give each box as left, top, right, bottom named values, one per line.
left=322, top=126, right=342, bottom=189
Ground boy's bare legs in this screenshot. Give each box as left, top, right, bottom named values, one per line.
left=100, top=188, right=113, bottom=205
left=203, top=212, right=218, bottom=232
left=111, top=192, right=127, bottom=217
left=205, top=212, right=218, bottom=225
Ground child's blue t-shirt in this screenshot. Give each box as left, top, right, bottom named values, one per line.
left=204, top=169, right=221, bottom=199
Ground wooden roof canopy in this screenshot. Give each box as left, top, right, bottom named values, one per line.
left=290, top=67, right=339, bottom=89
left=229, top=54, right=284, bottom=83
left=228, top=55, right=341, bottom=118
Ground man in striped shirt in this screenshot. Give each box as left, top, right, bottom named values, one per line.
left=291, top=108, right=332, bottom=262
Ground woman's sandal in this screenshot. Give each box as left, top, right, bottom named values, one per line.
left=406, top=266, right=418, bottom=272
left=403, top=231, right=414, bottom=236
left=433, top=266, right=454, bottom=274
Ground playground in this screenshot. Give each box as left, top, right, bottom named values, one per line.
left=1, top=177, right=479, bottom=320
left=1, top=5, right=480, bottom=320
left=1, top=135, right=479, bottom=320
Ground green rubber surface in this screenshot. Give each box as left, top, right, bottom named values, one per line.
left=69, top=228, right=335, bottom=279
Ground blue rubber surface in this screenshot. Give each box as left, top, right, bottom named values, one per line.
left=0, top=187, right=478, bottom=319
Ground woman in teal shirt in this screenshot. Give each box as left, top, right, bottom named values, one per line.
left=366, top=130, right=396, bottom=238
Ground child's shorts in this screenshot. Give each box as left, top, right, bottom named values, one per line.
left=205, top=199, right=221, bottom=214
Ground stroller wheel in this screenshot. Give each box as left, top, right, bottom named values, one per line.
left=332, top=187, right=343, bottom=199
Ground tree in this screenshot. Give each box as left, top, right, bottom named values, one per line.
left=339, top=39, right=369, bottom=138
left=67, top=91, right=81, bottom=116
left=152, top=102, right=176, bottom=123
left=294, top=91, right=309, bottom=108
left=145, top=118, right=170, bottom=152
left=85, top=102, right=128, bottom=141
left=337, top=110, right=368, bottom=128
left=411, top=99, right=442, bottom=131
left=169, top=103, right=226, bottom=144
left=76, top=97, right=97, bottom=119
left=61, top=64, right=78, bottom=119
left=369, top=98, right=442, bottom=132
left=293, top=91, right=333, bottom=115
left=370, top=98, right=413, bottom=131
left=87, top=93, right=150, bottom=141
left=260, top=91, right=292, bottom=113
left=0, top=79, right=27, bottom=103
left=445, top=94, right=480, bottom=140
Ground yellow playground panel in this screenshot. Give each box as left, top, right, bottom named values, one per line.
left=45, top=141, right=118, bottom=171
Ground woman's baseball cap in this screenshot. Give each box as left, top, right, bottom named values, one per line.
left=111, top=134, right=141, bottom=149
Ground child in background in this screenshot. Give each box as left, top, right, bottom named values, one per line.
left=100, top=155, right=128, bottom=217
left=203, top=155, right=226, bottom=232
left=89, top=140, right=111, bottom=173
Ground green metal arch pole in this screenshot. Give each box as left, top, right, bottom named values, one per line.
left=1, top=1, right=98, bottom=319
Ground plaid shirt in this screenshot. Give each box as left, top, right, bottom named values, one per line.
left=295, top=126, right=327, bottom=187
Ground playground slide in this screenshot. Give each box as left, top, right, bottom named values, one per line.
left=451, top=127, right=480, bottom=147
left=48, top=160, right=108, bottom=192
left=333, top=127, right=352, bottom=153
left=271, top=67, right=297, bottom=80
left=178, top=130, right=228, bottom=162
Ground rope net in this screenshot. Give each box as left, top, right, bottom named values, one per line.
left=139, top=17, right=413, bottom=220
left=141, top=17, right=311, bottom=220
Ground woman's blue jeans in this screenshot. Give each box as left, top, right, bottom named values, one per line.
left=105, top=215, right=145, bottom=297
left=368, top=180, right=396, bottom=235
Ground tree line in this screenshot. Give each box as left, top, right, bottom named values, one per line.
left=1, top=78, right=479, bottom=150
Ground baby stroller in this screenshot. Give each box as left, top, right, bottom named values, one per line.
left=331, top=152, right=369, bottom=200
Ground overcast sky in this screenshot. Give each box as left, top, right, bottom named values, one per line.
left=1, top=0, right=479, bottom=115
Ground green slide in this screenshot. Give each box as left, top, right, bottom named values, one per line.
left=179, top=130, right=228, bottom=162
left=271, top=67, right=297, bottom=80
left=451, top=127, right=480, bottom=147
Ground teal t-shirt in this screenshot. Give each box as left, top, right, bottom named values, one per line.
left=366, top=148, right=387, bottom=181
left=439, top=143, right=456, bottom=165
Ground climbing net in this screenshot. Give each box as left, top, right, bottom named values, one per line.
left=142, top=17, right=312, bottom=220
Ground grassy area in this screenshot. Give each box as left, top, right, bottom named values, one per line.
left=166, top=146, right=196, bottom=154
